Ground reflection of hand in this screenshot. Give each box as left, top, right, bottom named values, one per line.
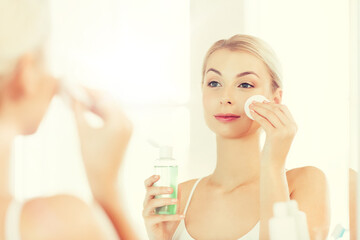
left=73, top=88, right=133, bottom=199
left=249, top=101, right=297, bottom=170
left=143, top=175, right=184, bottom=240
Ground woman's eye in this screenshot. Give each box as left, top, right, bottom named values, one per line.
left=239, top=83, right=254, bottom=88
left=208, top=81, right=221, bottom=88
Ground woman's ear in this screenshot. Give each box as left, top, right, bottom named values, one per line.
left=7, top=53, right=39, bottom=100
left=273, top=88, right=283, bottom=104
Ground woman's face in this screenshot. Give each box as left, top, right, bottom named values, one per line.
left=202, top=49, right=277, bottom=139
left=22, top=69, right=57, bottom=135
left=0, top=54, right=58, bottom=135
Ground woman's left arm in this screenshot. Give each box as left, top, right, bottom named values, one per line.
left=250, top=101, right=330, bottom=240
left=73, top=89, right=139, bottom=240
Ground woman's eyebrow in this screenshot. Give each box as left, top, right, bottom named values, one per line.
left=237, top=71, right=260, bottom=78
left=206, top=69, right=260, bottom=79
left=206, top=68, right=222, bottom=76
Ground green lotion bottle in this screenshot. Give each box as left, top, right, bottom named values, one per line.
left=154, top=146, right=178, bottom=215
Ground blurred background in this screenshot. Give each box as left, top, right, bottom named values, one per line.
left=9, top=0, right=354, bottom=238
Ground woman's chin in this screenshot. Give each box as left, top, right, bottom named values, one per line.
left=209, top=123, right=261, bottom=139
left=211, top=127, right=249, bottom=139
left=21, top=121, right=41, bottom=135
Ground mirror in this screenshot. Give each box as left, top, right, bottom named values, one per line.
left=8, top=0, right=352, bottom=239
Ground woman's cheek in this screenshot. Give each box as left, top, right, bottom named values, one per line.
left=202, top=91, right=218, bottom=115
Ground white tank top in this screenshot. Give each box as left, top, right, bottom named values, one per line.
left=5, top=200, right=23, bottom=240
left=172, top=178, right=260, bottom=240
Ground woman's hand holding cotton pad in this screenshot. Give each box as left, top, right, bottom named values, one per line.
left=244, top=95, right=270, bottom=120
left=59, top=81, right=105, bottom=128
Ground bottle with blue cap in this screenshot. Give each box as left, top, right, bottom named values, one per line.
left=153, top=145, right=178, bottom=215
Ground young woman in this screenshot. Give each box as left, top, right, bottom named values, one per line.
left=143, top=34, right=330, bottom=240
left=0, top=1, right=137, bottom=239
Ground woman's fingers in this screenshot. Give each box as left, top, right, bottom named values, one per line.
left=70, top=87, right=123, bottom=132
left=73, top=98, right=94, bottom=134
left=260, top=102, right=297, bottom=133
left=143, top=186, right=174, bottom=206
left=79, top=87, right=127, bottom=128
left=256, top=102, right=287, bottom=123
left=143, top=175, right=183, bottom=227
left=250, top=101, right=293, bottom=127
left=250, top=109, right=274, bottom=131
left=145, top=214, right=185, bottom=225
left=143, top=198, right=178, bottom=216
left=278, top=104, right=296, bottom=123
left=143, top=175, right=158, bottom=204
left=250, top=103, right=282, bottom=129
left=144, top=175, right=160, bottom=188
left=147, top=186, right=174, bottom=197
left=143, top=174, right=176, bottom=203
left=250, top=101, right=298, bottom=139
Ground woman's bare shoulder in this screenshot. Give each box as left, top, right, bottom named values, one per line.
left=286, top=166, right=327, bottom=192
left=178, top=178, right=202, bottom=214
left=21, top=194, right=105, bottom=240
left=286, top=166, right=328, bottom=196
left=286, top=166, right=330, bottom=236
left=179, top=178, right=199, bottom=190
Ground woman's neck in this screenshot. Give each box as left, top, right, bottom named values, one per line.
left=210, top=131, right=262, bottom=192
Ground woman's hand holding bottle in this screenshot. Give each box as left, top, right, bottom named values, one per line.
left=143, top=175, right=184, bottom=240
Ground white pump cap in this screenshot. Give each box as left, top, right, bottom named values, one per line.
left=159, top=146, right=173, bottom=159
left=287, top=200, right=299, bottom=215
left=273, top=201, right=289, bottom=217
left=273, top=200, right=301, bottom=217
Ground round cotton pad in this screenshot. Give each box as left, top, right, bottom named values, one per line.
left=244, top=95, right=270, bottom=120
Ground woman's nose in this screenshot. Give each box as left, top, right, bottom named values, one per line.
left=220, top=98, right=232, bottom=105
left=220, top=89, right=234, bottom=105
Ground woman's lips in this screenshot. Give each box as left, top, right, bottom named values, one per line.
left=214, top=113, right=240, bottom=122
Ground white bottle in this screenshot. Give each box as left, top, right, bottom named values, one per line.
left=269, top=201, right=298, bottom=240
left=288, top=200, right=310, bottom=240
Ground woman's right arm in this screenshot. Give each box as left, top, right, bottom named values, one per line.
left=143, top=175, right=184, bottom=240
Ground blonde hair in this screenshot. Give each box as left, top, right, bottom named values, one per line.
left=202, top=34, right=282, bottom=92
left=0, top=0, right=49, bottom=76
